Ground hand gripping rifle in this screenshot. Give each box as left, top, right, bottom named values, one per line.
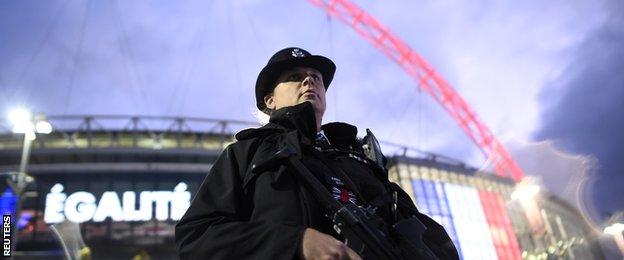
left=253, top=141, right=439, bottom=259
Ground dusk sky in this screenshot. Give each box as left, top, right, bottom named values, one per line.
left=1, top=0, right=621, bottom=224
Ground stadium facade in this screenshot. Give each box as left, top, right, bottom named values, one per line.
left=0, top=116, right=604, bottom=259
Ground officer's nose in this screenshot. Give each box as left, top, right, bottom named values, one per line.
left=304, top=73, right=320, bottom=87
left=302, top=75, right=313, bottom=87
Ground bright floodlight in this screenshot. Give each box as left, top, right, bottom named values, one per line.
left=8, top=107, right=32, bottom=125
left=8, top=107, right=52, bottom=136
left=9, top=107, right=35, bottom=134
left=35, top=121, right=53, bottom=134
left=511, top=184, right=540, bottom=201
left=604, top=223, right=624, bottom=235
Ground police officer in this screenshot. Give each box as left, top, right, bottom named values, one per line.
left=175, top=47, right=458, bottom=259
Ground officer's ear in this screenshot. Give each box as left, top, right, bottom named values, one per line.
left=264, top=93, right=275, bottom=110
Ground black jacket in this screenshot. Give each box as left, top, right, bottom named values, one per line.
left=175, top=102, right=458, bottom=259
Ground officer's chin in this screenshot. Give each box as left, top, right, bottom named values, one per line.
left=298, top=97, right=316, bottom=105
left=300, top=100, right=325, bottom=116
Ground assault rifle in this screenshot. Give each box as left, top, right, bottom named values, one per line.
left=254, top=142, right=439, bottom=259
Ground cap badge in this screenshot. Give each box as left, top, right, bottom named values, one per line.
left=291, top=48, right=305, bottom=57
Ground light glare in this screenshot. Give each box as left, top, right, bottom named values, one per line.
left=511, top=184, right=540, bottom=200
left=11, top=123, right=33, bottom=134
left=8, top=107, right=32, bottom=126
left=35, top=121, right=53, bottom=134
left=604, top=223, right=624, bottom=235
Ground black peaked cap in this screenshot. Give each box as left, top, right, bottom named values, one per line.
left=255, top=47, right=336, bottom=111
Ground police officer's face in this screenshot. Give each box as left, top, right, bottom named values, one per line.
left=264, top=67, right=326, bottom=117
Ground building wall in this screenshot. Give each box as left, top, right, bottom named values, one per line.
left=387, top=157, right=604, bottom=260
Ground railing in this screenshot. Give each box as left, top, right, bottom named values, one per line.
left=380, top=140, right=472, bottom=170
left=0, top=115, right=261, bottom=151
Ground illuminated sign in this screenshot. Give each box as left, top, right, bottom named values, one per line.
left=44, top=183, right=190, bottom=224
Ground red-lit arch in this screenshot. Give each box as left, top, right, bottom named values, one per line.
left=308, top=0, right=524, bottom=181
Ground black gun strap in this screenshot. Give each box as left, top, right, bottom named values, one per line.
left=286, top=156, right=345, bottom=213
left=313, top=150, right=398, bottom=221
left=310, top=150, right=368, bottom=205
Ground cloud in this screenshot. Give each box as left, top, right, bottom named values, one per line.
left=534, top=0, right=624, bottom=220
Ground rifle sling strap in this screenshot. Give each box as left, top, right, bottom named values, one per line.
left=286, top=156, right=345, bottom=213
